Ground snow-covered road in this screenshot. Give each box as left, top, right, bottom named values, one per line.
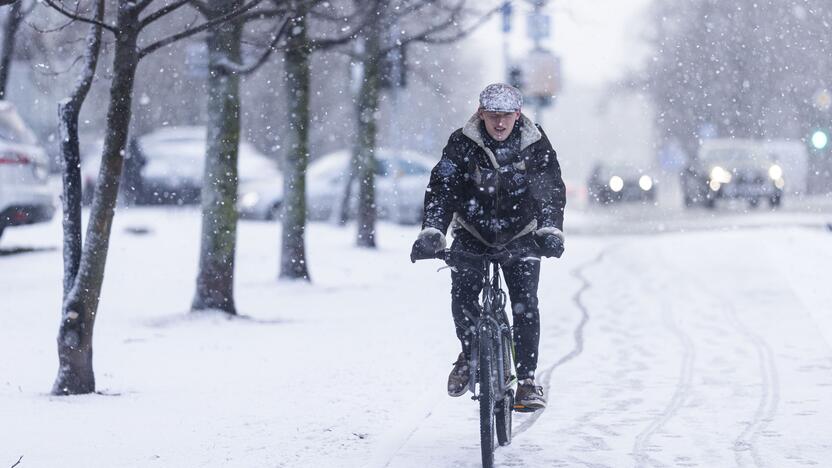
left=1, top=207, right=831, bottom=467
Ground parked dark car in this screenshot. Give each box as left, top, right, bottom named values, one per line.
left=82, top=126, right=277, bottom=205
left=587, top=161, right=657, bottom=205
left=681, top=139, right=785, bottom=209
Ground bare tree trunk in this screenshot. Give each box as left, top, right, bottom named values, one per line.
left=279, top=13, right=311, bottom=280
left=53, top=8, right=138, bottom=395
left=0, top=0, right=24, bottom=99
left=355, top=19, right=382, bottom=248
left=59, top=0, right=104, bottom=297
left=192, top=5, right=243, bottom=314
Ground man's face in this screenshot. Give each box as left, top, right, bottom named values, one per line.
left=478, top=109, right=520, bottom=141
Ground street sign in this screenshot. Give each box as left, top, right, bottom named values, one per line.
left=526, top=13, right=550, bottom=41
left=524, top=49, right=560, bottom=99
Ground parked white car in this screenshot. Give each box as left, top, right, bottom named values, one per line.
left=0, top=101, right=54, bottom=241
left=82, top=126, right=278, bottom=205
left=238, top=148, right=435, bottom=224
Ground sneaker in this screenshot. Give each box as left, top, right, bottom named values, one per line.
left=514, top=379, right=546, bottom=411
left=447, top=352, right=470, bottom=397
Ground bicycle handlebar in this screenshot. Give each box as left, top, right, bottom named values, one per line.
left=411, top=247, right=540, bottom=269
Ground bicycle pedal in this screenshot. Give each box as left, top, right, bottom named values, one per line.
left=512, top=404, right=539, bottom=413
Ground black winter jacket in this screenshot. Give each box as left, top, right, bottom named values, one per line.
left=422, top=113, right=566, bottom=246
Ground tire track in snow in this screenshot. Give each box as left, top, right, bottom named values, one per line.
left=513, top=247, right=611, bottom=437
left=631, top=255, right=696, bottom=468
left=716, top=293, right=780, bottom=468
left=675, top=261, right=780, bottom=468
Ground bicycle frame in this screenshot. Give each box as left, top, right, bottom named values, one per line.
left=463, top=259, right=517, bottom=401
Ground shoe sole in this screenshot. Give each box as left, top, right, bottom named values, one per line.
left=448, top=387, right=467, bottom=397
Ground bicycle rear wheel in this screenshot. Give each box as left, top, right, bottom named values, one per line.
left=478, top=335, right=495, bottom=468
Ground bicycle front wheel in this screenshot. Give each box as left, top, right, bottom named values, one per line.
left=479, top=335, right=495, bottom=468
left=495, top=331, right=514, bottom=446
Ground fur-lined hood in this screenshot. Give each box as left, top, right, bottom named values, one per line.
left=461, top=112, right=542, bottom=169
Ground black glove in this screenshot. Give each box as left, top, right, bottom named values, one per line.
left=410, top=227, right=446, bottom=262
left=534, top=228, right=564, bottom=258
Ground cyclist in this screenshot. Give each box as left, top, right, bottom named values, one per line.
left=411, top=83, right=566, bottom=411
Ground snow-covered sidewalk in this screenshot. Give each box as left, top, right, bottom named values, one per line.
left=2, top=208, right=831, bottom=467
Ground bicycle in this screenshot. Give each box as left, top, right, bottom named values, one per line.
left=412, top=246, right=540, bottom=468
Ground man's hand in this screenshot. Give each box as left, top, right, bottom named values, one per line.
left=534, top=227, right=564, bottom=258
left=410, top=227, right=447, bottom=262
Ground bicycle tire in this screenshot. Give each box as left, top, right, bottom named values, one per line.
left=479, top=332, right=495, bottom=468
left=495, top=332, right=513, bottom=446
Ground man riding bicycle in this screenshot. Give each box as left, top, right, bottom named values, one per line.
left=411, top=83, right=566, bottom=411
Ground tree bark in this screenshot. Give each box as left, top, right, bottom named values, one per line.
left=59, top=0, right=104, bottom=298
left=192, top=3, right=243, bottom=314
left=53, top=5, right=138, bottom=395
left=0, top=0, right=24, bottom=99
left=354, top=18, right=382, bottom=248
left=279, top=13, right=311, bottom=280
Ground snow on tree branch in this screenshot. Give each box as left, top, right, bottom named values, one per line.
left=137, top=0, right=265, bottom=59
left=215, top=16, right=290, bottom=75
left=40, top=0, right=117, bottom=34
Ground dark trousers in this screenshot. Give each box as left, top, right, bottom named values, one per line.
left=450, top=229, right=541, bottom=380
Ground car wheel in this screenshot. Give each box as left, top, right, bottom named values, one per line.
left=704, top=197, right=716, bottom=210
left=748, top=198, right=760, bottom=209
left=769, top=194, right=782, bottom=208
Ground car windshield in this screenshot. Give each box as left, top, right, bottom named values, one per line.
left=597, top=163, right=643, bottom=178
left=702, top=148, right=761, bottom=163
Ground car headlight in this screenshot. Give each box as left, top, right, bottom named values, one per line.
left=608, top=176, right=624, bottom=192
left=768, top=164, right=783, bottom=180
left=239, top=192, right=260, bottom=208
left=709, top=166, right=732, bottom=184
left=638, top=175, right=653, bottom=191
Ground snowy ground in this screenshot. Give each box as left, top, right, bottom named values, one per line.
left=1, top=199, right=831, bottom=468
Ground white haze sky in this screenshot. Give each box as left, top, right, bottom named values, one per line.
left=466, top=0, right=654, bottom=88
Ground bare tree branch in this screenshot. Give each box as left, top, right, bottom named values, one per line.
left=139, top=0, right=192, bottom=30
left=138, top=0, right=265, bottom=59
left=26, top=15, right=76, bottom=34
left=11, top=456, right=23, bottom=468
left=235, top=7, right=288, bottom=22
left=309, top=0, right=381, bottom=51
left=65, top=0, right=104, bottom=104
left=215, top=16, right=289, bottom=75
left=31, top=55, right=84, bottom=76
left=135, top=0, right=155, bottom=12
left=188, top=0, right=213, bottom=16
left=410, top=2, right=501, bottom=46
left=308, top=2, right=357, bottom=22
left=41, top=0, right=118, bottom=34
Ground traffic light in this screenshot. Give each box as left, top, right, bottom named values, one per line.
left=508, top=66, right=524, bottom=91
